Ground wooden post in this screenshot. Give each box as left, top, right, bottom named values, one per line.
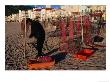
left=81, top=10, right=84, bottom=45
left=24, top=11, right=26, bottom=58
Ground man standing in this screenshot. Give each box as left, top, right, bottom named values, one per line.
left=26, top=18, right=45, bottom=56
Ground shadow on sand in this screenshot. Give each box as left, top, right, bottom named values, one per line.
left=44, top=48, right=67, bottom=63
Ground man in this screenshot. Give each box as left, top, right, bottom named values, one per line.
left=26, top=18, right=45, bottom=56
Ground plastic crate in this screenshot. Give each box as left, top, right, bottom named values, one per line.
left=28, top=56, right=55, bottom=70
left=74, top=49, right=94, bottom=60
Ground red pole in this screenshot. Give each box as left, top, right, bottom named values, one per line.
left=60, top=18, right=66, bottom=42
left=77, top=16, right=81, bottom=36
left=83, top=15, right=91, bottom=45
left=59, top=18, right=68, bottom=52
left=68, top=17, right=74, bottom=40
left=86, top=16, right=92, bottom=44
left=68, top=16, right=75, bottom=53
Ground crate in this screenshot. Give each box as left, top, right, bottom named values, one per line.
left=74, top=49, right=94, bottom=60
left=28, top=56, right=55, bottom=70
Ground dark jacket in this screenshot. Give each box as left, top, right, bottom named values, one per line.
left=29, top=20, right=45, bottom=39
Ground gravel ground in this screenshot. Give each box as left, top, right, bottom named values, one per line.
left=5, top=22, right=106, bottom=70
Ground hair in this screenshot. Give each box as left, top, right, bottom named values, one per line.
left=26, top=18, right=32, bottom=24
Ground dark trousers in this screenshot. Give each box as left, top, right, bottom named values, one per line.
left=36, top=37, right=45, bottom=56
